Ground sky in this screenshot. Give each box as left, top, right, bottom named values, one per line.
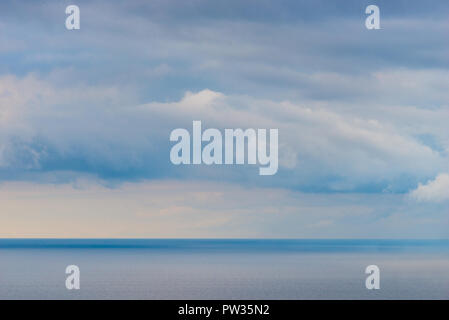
left=0, top=0, right=448, bottom=238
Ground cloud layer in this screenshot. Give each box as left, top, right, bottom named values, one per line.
left=1, top=74, right=448, bottom=193
left=1, top=179, right=448, bottom=238
left=0, top=0, right=448, bottom=237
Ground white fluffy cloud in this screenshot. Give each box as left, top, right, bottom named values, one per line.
left=409, top=173, right=449, bottom=203
left=142, top=85, right=448, bottom=191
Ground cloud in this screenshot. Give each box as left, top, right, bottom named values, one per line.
left=0, top=0, right=448, bottom=238
left=0, top=0, right=448, bottom=194
left=0, top=73, right=448, bottom=193
left=1, top=0, right=449, bottom=102
left=409, top=173, right=449, bottom=203
left=1, top=178, right=447, bottom=238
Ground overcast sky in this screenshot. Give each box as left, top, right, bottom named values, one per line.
left=0, top=0, right=448, bottom=238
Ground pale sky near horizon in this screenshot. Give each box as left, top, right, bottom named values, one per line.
left=0, top=0, right=448, bottom=238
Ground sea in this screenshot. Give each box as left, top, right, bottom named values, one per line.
left=0, top=239, right=448, bottom=299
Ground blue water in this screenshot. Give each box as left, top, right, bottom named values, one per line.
left=1, top=239, right=449, bottom=299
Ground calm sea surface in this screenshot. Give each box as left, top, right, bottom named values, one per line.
left=1, top=239, right=449, bottom=299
